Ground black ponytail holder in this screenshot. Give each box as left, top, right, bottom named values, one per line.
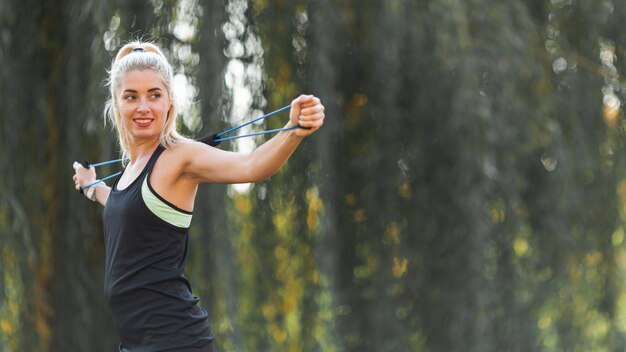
left=132, top=47, right=145, bottom=52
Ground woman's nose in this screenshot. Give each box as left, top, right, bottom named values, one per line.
left=137, top=98, right=150, bottom=113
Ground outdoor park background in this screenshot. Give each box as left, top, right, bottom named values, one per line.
left=3, top=0, right=626, bottom=351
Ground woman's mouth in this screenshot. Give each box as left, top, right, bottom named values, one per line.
left=133, top=118, right=154, bottom=128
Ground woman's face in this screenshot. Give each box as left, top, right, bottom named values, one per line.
left=117, top=69, right=171, bottom=143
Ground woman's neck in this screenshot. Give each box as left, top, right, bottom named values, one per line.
left=128, top=138, right=160, bottom=165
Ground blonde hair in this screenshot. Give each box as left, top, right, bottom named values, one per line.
left=104, top=41, right=188, bottom=161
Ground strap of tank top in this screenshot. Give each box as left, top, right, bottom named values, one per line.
left=106, top=145, right=166, bottom=192
left=144, top=145, right=166, bottom=175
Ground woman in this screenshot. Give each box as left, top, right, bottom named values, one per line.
left=72, top=41, right=325, bottom=351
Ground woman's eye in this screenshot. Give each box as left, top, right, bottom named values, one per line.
left=151, top=93, right=161, bottom=99
left=124, top=95, right=136, bottom=101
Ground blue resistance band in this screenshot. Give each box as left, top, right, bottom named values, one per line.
left=79, top=171, right=124, bottom=192
left=197, top=105, right=306, bottom=146
left=79, top=104, right=303, bottom=191
left=214, top=105, right=292, bottom=142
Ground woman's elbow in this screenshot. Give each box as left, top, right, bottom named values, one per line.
left=246, top=165, right=282, bottom=183
left=248, top=171, right=274, bottom=183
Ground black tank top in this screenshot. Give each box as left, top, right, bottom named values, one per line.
left=103, top=145, right=214, bottom=351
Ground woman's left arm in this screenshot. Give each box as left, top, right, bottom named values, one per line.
left=245, top=95, right=324, bottom=180
left=182, top=94, right=325, bottom=184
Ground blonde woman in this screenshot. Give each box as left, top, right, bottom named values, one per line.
left=72, top=42, right=325, bottom=351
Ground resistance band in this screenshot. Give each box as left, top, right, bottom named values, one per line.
left=197, top=105, right=299, bottom=145
left=78, top=104, right=305, bottom=192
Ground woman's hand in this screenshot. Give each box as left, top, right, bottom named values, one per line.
left=72, top=162, right=97, bottom=192
left=289, top=94, right=325, bottom=137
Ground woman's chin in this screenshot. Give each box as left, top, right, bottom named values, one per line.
left=130, top=130, right=161, bottom=142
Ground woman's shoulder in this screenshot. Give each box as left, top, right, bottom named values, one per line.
left=163, top=139, right=219, bottom=162
left=167, top=139, right=213, bottom=152
left=158, top=139, right=225, bottom=182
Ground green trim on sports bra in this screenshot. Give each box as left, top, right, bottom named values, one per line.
left=142, top=175, right=193, bottom=228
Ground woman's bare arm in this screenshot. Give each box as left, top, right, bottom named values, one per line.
left=180, top=95, right=325, bottom=184
left=72, top=162, right=111, bottom=206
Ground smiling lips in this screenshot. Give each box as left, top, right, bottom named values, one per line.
left=133, top=117, right=154, bottom=128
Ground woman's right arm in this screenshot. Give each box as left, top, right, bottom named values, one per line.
left=72, top=162, right=111, bottom=206
left=90, top=183, right=111, bottom=206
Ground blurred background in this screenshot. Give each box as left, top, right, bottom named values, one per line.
left=2, top=0, right=626, bottom=351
